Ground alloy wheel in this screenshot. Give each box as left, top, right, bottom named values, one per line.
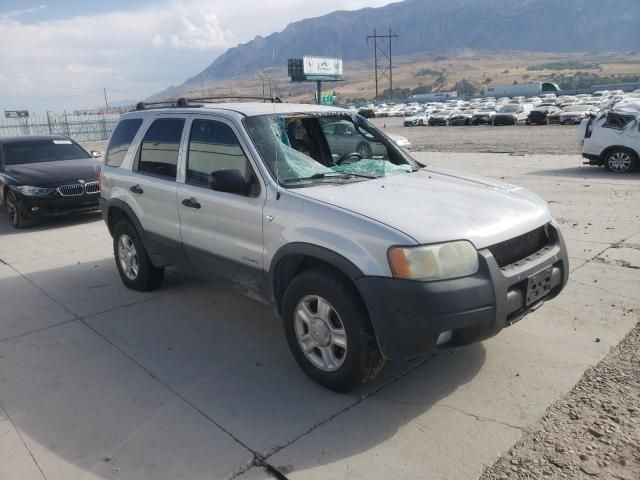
left=608, top=151, right=632, bottom=173
left=6, top=194, right=18, bottom=226
left=117, top=234, right=140, bottom=280
left=294, top=295, right=347, bottom=372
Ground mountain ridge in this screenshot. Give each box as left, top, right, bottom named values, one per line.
left=152, top=0, right=640, bottom=98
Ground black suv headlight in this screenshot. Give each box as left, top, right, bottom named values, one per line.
left=16, top=186, right=56, bottom=196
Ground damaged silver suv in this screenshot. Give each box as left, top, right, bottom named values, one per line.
left=100, top=100, right=569, bottom=391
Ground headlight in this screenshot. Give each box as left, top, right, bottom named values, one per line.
left=388, top=241, right=479, bottom=281
left=16, top=186, right=55, bottom=196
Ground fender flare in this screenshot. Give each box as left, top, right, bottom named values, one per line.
left=265, top=242, right=365, bottom=308
left=102, top=198, right=147, bottom=244
left=601, top=145, right=640, bottom=162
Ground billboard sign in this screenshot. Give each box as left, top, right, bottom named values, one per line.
left=4, top=110, right=29, bottom=118
left=303, top=56, right=343, bottom=78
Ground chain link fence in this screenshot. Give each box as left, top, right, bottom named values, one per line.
left=0, top=112, right=122, bottom=142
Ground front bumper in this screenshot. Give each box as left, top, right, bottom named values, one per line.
left=449, top=117, right=470, bottom=126
left=356, top=223, right=569, bottom=360
left=14, top=191, right=100, bottom=218
left=560, top=116, right=584, bottom=125
left=528, top=115, right=548, bottom=125
left=472, top=116, right=492, bottom=124
left=493, top=115, right=517, bottom=125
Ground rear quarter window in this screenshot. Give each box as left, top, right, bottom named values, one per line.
left=105, top=118, right=143, bottom=167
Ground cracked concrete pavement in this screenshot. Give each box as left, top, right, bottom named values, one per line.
left=0, top=151, right=638, bottom=480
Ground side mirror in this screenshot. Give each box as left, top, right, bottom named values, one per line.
left=91, top=151, right=102, bottom=158
left=208, top=169, right=248, bottom=194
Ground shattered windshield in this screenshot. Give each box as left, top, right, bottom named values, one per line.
left=243, top=113, right=421, bottom=187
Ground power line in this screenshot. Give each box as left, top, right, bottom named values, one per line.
left=366, top=28, right=399, bottom=100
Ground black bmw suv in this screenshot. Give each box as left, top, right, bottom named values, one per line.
left=0, top=135, right=102, bottom=228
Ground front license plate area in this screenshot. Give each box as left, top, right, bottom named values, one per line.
left=526, top=266, right=553, bottom=306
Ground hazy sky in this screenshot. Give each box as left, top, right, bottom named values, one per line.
left=0, top=0, right=392, bottom=113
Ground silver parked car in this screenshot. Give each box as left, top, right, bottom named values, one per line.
left=100, top=100, right=569, bottom=391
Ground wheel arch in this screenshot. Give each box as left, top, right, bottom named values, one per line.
left=104, top=198, right=146, bottom=242
left=601, top=145, right=640, bottom=162
left=267, top=243, right=365, bottom=316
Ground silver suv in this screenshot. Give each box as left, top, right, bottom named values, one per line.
left=100, top=100, right=569, bottom=391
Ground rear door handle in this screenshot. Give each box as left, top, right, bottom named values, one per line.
left=182, top=198, right=201, bottom=209
left=130, top=184, right=143, bottom=194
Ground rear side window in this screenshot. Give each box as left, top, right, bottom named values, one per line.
left=105, top=118, right=143, bottom=167
left=137, top=118, right=185, bottom=180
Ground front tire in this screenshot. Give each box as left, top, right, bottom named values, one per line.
left=282, top=267, right=384, bottom=392
left=603, top=149, right=637, bottom=174
left=5, top=191, right=33, bottom=229
left=113, top=220, right=164, bottom=291
left=356, top=142, right=372, bottom=159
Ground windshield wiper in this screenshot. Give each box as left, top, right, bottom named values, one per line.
left=283, top=172, right=378, bottom=183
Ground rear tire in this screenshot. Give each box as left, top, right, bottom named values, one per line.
left=282, top=267, right=384, bottom=392
left=603, top=149, right=637, bottom=173
left=5, top=191, right=34, bottom=229
left=113, top=220, right=165, bottom=291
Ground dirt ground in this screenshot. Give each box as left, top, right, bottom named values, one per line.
left=480, top=322, right=640, bottom=480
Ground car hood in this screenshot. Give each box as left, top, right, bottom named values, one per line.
left=294, top=167, right=551, bottom=249
left=4, top=158, right=101, bottom=187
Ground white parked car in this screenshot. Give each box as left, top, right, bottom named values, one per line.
left=580, top=109, right=640, bottom=173
left=387, top=133, right=412, bottom=149
left=403, top=112, right=430, bottom=127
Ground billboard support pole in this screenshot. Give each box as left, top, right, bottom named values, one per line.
left=316, top=80, right=322, bottom=105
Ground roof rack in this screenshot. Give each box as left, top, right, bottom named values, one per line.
left=135, top=95, right=282, bottom=111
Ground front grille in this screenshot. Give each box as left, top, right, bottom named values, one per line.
left=84, top=181, right=100, bottom=194
left=488, top=226, right=550, bottom=268
left=57, top=184, right=84, bottom=196
left=56, top=181, right=100, bottom=196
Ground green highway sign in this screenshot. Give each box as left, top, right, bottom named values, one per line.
left=321, top=95, right=335, bottom=106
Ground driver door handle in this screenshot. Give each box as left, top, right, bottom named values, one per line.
left=130, top=184, right=143, bottom=194
left=182, top=198, right=201, bottom=209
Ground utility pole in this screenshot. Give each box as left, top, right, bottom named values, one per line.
left=389, top=29, right=394, bottom=98
left=371, top=29, right=379, bottom=99
left=103, top=87, right=110, bottom=114
left=366, top=29, right=399, bottom=100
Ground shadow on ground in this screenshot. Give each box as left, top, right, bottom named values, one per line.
left=528, top=166, right=640, bottom=180
left=0, top=246, right=486, bottom=479
left=0, top=210, right=102, bottom=235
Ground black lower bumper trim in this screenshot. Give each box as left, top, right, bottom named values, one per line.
left=356, top=223, right=569, bottom=361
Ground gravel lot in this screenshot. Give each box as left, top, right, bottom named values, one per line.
left=372, top=117, right=583, bottom=155
left=481, top=322, right=640, bottom=480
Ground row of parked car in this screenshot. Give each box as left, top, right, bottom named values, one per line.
left=353, top=90, right=640, bottom=128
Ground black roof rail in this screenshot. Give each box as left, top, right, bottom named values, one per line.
left=134, top=95, right=281, bottom=111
